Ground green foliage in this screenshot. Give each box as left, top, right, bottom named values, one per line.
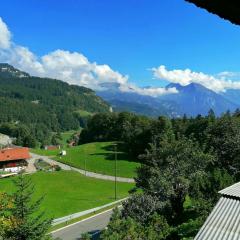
left=101, top=208, right=171, bottom=240
left=2, top=174, right=52, bottom=240
left=80, top=112, right=153, bottom=158
left=121, top=193, right=164, bottom=224
left=80, top=232, right=91, bottom=240
left=136, top=137, right=214, bottom=223
left=80, top=110, right=240, bottom=239
left=190, top=168, right=234, bottom=202
left=33, top=141, right=139, bottom=178
left=206, top=114, right=240, bottom=174
left=0, top=171, right=134, bottom=219
left=0, top=70, right=109, bottom=146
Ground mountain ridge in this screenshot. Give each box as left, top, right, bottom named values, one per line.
left=0, top=63, right=110, bottom=132
left=98, top=82, right=239, bottom=117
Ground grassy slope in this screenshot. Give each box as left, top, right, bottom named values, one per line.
left=59, top=130, right=79, bottom=147
left=0, top=171, right=133, bottom=219
left=75, top=110, right=93, bottom=117
left=31, top=142, right=140, bottom=178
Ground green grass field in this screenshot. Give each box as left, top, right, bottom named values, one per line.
left=31, top=142, right=140, bottom=178
left=75, top=110, right=93, bottom=117
left=0, top=171, right=134, bottom=219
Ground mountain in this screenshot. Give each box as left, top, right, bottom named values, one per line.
left=221, top=89, right=240, bottom=106
left=0, top=63, right=110, bottom=132
left=98, top=82, right=239, bottom=117
left=0, top=63, right=30, bottom=78
left=161, top=83, right=238, bottom=116
left=97, top=84, right=179, bottom=117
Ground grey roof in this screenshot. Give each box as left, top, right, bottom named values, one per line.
left=195, top=197, right=240, bottom=240
left=219, top=182, right=240, bottom=198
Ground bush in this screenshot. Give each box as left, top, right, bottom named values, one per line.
left=54, top=165, right=62, bottom=171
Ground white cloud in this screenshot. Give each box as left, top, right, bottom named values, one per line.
left=152, top=65, right=240, bottom=92
left=3, top=47, right=128, bottom=90
left=120, top=83, right=178, bottom=97
left=0, top=17, right=11, bottom=49
left=0, top=17, right=174, bottom=97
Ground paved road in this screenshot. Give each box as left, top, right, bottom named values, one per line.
left=51, top=209, right=113, bottom=240
left=25, top=158, right=37, bottom=173
left=30, top=153, right=135, bottom=183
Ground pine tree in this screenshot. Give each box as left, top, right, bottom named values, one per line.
left=5, top=174, right=52, bottom=240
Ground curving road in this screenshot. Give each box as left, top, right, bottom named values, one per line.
left=30, top=153, right=135, bottom=183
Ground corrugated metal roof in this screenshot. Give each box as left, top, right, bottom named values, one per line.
left=219, top=182, right=240, bottom=198
left=195, top=197, right=240, bottom=240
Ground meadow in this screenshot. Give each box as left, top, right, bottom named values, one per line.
left=0, top=171, right=134, bottom=219
left=31, top=141, right=140, bottom=178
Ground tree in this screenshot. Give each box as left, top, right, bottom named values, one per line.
left=136, top=136, right=214, bottom=223
left=101, top=208, right=170, bottom=240
left=190, top=168, right=234, bottom=203
left=0, top=192, right=14, bottom=239
left=206, top=114, right=240, bottom=175
left=121, top=193, right=165, bottom=224
left=3, top=174, right=52, bottom=240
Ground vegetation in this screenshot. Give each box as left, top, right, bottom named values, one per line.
left=0, top=64, right=109, bottom=147
left=0, top=171, right=134, bottom=219
left=0, top=174, right=52, bottom=240
left=80, top=110, right=240, bottom=239
left=32, top=142, right=139, bottom=178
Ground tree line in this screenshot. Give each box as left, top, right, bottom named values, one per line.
left=80, top=110, right=240, bottom=239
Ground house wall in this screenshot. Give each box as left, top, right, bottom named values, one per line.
left=0, top=159, right=28, bottom=173
left=2, top=166, right=24, bottom=173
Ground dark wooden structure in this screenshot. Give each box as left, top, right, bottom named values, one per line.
left=186, top=0, right=240, bottom=25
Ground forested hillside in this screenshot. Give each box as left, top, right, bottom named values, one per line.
left=0, top=63, right=110, bottom=146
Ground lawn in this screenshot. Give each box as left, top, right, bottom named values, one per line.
left=0, top=171, right=134, bottom=219
left=31, top=142, right=140, bottom=178
left=60, top=130, right=83, bottom=147
left=60, top=130, right=75, bottom=146
left=75, top=109, right=93, bottom=117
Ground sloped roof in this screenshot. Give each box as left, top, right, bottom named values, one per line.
left=195, top=182, right=240, bottom=239
left=186, top=0, right=240, bottom=26
left=195, top=197, right=240, bottom=239
left=0, top=147, right=30, bottom=162
left=219, top=182, right=240, bottom=198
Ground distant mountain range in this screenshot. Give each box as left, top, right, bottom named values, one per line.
left=1, top=63, right=239, bottom=119
left=97, top=82, right=240, bottom=117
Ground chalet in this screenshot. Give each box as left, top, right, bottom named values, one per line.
left=44, top=145, right=60, bottom=150
left=0, top=147, right=30, bottom=173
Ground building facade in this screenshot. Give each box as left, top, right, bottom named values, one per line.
left=0, top=147, right=30, bottom=173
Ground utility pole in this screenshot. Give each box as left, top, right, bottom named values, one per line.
left=114, top=143, right=117, bottom=200
left=84, top=154, right=87, bottom=176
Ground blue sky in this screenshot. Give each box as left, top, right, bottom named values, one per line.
left=1, top=0, right=240, bottom=94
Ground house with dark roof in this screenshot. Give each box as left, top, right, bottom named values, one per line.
left=0, top=147, right=30, bottom=173
left=195, top=182, right=240, bottom=239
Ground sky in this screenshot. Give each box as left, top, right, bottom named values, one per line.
left=1, top=0, right=240, bottom=96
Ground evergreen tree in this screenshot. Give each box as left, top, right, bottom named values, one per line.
left=4, top=174, right=52, bottom=240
